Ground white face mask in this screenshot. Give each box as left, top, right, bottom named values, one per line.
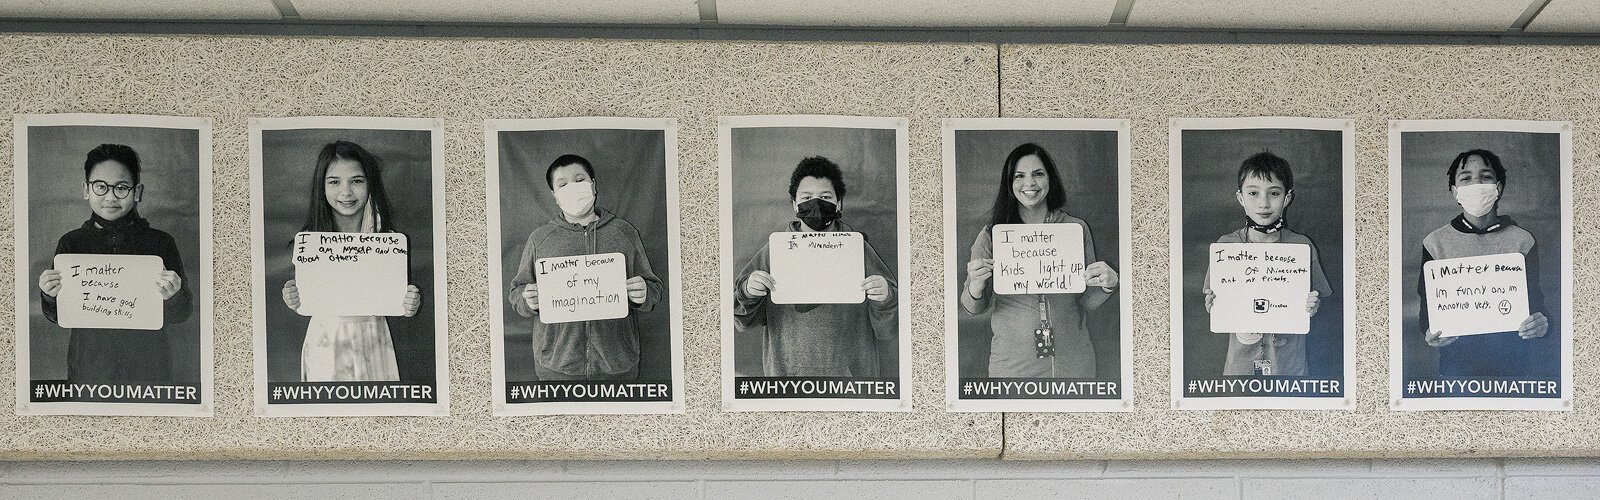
left=1453, top=183, right=1500, bottom=217
left=552, top=180, right=596, bottom=220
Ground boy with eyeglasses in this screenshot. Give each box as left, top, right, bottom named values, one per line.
left=36, top=144, right=191, bottom=383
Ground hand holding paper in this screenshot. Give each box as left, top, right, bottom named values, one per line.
left=522, top=283, right=540, bottom=311
left=402, top=285, right=421, bottom=317
left=1519, top=312, right=1549, bottom=339
left=1084, top=261, right=1119, bottom=291
left=157, top=270, right=182, bottom=300
left=862, top=275, right=893, bottom=303
left=627, top=276, right=648, bottom=305
left=52, top=254, right=164, bottom=330
left=744, top=270, right=775, bottom=298
left=991, top=223, right=1086, bottom=295
left=38, top=269, right=61, bottom=297
left=292, top=231, right=410, bottom=317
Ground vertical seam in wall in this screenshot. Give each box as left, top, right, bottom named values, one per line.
left=995, top=44, right=1003, bottom=118
left=997, top=412, right=1008, bottom=458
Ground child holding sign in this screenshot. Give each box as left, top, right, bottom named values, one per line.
left=509, top=154, right=663, bottom=381
left=733, top=156, right=898, bottom=377
left=960, top=144, right=1119, bottom=378
left=1202, top=152, right=1332, bottom=376
left=280, top=141, right=423, bottom=382
left=1417, top=149, right=1547, bottom=377
left=37, top=144, right=192, bottom=382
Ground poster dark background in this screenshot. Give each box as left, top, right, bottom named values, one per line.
left=729, top=126, right=900, bottom=377
left=27, top=125, right=203, bottom=383
left=260, top=128, right=438, bottom=385
left=1179, top=128, right=1346, bottom=381
left=1398, top=130, right=1563, bottom=379
left=951, top=129, right=1122, bottom=380
left=496, top=128, right=673, bottom=382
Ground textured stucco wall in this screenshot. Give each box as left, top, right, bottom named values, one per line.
left=0, top=35, right=1000, bottom=459
left=1001, top=44, right=1598, bottom=458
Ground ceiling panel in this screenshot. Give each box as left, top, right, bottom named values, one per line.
left=1127, top=0, right=1530, bottom=31
left=1526, top=0, right=1600, bottom=32
left=290, top=0, right=701, bottom=24
left=0, top=0, right=280, bottom=20
left=716, top=0, right=1118, bottom=27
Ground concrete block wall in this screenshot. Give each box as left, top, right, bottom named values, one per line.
left=2, top=458, right=1598, bottom=499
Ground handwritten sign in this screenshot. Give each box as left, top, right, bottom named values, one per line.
left=54, top=254, right=164, bottom=330
left=1207, top=243, right=1312, bottom=334
left=535, top=252, right=629, bottom=324
left=1423, top=252, right=1529, bottom=338
left=991, top=223, right=1086, bottom=295
left=768, top=232, right=865, bottom=304
left=293, top=231, right=408, bottom=317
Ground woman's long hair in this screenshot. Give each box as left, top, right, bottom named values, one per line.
left=300, top=140, right=395, bottom=233
left=988, top=143, right=1066, bottom=228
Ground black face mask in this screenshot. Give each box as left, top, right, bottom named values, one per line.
left=795, top=198, right=841, bottom=231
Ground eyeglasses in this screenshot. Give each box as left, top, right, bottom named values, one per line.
left=87, top=181, right=137, bottom=199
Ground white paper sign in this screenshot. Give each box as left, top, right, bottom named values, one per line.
left=1207, top=243, right=1312, bottom=334
left=991, top=223, right=1086, bottom=295
left=293, top=231, right=409, bottom=317
left=535, top=252, right=630, bottom=324
left=768, top=231, right=866, bottom=304
left=54, top=254, right=165, bottom=330
left=1422, top=252, right=1530, bottom=338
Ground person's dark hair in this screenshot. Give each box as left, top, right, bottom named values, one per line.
left=988, top=143, right=1066, bottom=227
left=84, top=144, right=141, bottom=185
left=545, top=154, right=596, bottom=190
left=1446, top=149, right=1507, bottom=190
left=787, top=156, right=847, bottom=201
left=301, top=140, right=395, bottom=233
left=1236, top=151, right=1294, bottom=191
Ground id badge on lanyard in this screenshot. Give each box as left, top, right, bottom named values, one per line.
left=1034, top=296, right=1054, bottom=359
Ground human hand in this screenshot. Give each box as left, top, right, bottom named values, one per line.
left=862, top=275, right=893, bottom=303
left=1306, top=291, right=1321, bottom=317
left=1203, top=288, right=1215, bottom=313
left=522, top=283, right=540, bottom=311
left=38, top=269, right=61, bottom=298
left=965, top=258, right=993, bottom=298
left=1519, top=312, right=1549, bottom=340
left=281, top=279, right=300, bottom=310
left=402, top=285, right=421, bottom=317
left=1424, top=329, right=1457, bottom=348
left=1084, top=261, right=1118, bottom=292
left=157, top=270, right=182, bottom=300
left=626, top=276, right=647, bottom=305
left=744, top=270, right=775, bottom=298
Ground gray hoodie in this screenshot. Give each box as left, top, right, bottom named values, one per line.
left=510, top=208, right=663, bottom=378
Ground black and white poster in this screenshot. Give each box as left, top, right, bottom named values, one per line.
left=13, top=114, right=214, bottom=416
left=250, top=117, right=448, bottom=417
left=719, top=115, right=911, bottom=412
left=1388, top=120, right=1572, bottom=411
left=942, top=119, right=1132, bottom=412
left=486, top=117, right=684, bottom=415
left=1169, top=117, right=1355, bottom=410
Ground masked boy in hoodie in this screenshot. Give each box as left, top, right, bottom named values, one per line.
left=733, top=156, right=899, bottom=378
left=510, top=154, right=664, bottom=381
left=37, top=144, right=192, bottom=384
left=1418, top=149, right=1548, bottom=377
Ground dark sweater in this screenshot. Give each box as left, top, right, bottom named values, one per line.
left=41, top=212, right=192, bottom=383
left=733, top=220, right=899, bottom=377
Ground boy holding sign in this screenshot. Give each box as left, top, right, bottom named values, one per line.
left=1417, top=149, right=1547, bottom=377
left=37, top=144, right=191, bottom=382
left=509, top=154, right=663, bottom=381
left=733, top=156, right=898, bottom=377
left=1201, top=152, right=1332, bottom=377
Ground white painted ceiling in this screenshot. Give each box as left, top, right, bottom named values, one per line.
left=0, top=0, right=1592, bottom=33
